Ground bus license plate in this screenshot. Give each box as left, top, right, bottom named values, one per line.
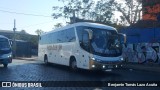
left=108, top=65, right=113, bottom=68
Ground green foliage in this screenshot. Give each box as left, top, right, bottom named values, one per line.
left=54, top=23, right=63, bottom=29
left=29, top=35, right=38, bottom=49
left=35, top=29, right=44, bottom=35
left=14, top=30, right=39, bottom=49
left=95, top=0, right=115, bottom=24
left=53, top=0, right=142, bottom=27
left=53, top=0, right=95, bottom=20
left=53, top=0, right=117, bottom=25
left=113, top=0, right=142, bottom=25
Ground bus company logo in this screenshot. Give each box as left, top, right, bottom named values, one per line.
left=47, top=45, right=62, bottom=51
left=2, top=82, right=11, bottom=87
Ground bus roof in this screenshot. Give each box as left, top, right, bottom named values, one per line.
left=42, top=22, right=117, bottom=36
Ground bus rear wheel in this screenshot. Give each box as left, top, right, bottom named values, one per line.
left=44, top=55, right=48, bottom=64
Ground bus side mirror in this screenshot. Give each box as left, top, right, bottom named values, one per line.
left=118, top=33, right=126, bottom=44
left=84, top=29, right=93, bottom=40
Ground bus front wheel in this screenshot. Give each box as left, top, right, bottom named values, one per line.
left=70, top=58, right=77, bottom=71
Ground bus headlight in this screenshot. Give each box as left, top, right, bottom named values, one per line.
left=92, top=65, right=95, bottom=68
left=102, top=65, right=105, bottom=68
left=120, top=57, right=123, bottom=61
left=115, top=65, right=118, bottom=68
left=91, top=58, right=95, bottom=61
left=8, top=54, right=12, bottom=58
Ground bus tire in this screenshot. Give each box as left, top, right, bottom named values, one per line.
left=70, top=57, right=77, bottom=71
left=3, top=64, right=8, bottom=68
left=44, top=55, right=48, bottom=64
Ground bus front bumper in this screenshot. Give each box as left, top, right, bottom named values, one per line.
left=0, top=54, right=12, bottom=64
left=89, top=58, right=124, bottom=70
left=0, top=58, right=12, bottom=64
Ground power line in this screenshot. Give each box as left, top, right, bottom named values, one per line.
left=0, top=9, right=52, bottom=18
left=18, top=21, right=54, bottom=29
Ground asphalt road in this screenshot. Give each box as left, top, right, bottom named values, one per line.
left=0, top=59, right=160, bottom=90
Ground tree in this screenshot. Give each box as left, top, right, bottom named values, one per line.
left=29, top=35, right=38, bottom=49
left=14, top=30, right=29, bottom=41
left=35, top=29, right=44, bottom=36
left=54, top=23, right=63, bottom=29
left=52, top=0, right=116, bottom=25
left=94, top=0, right=115, bottom=24
left=52, top=0, right=142, bottom=27
left=20, top=30, right=27, bottom=34
left=113, top=0, right=142, bottom=25
left=52, top=0, right=95, bottom=23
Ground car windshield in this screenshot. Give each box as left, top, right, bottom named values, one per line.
left=0, top=38, right=10, bottom=49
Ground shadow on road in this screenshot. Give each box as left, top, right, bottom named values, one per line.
left=40, top=63, right=122, bottom=80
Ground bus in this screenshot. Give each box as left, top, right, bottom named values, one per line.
left=0, top=35, right=12, bottom=67
left=38, top=22, right=126, bottom=70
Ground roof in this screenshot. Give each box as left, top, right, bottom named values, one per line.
left=0, top=35, right=9, bottom=39
left=43, top=22, right=117, bottom=36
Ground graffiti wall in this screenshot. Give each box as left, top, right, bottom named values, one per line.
left=120, top=27, right=160, bottom=64
left=123, top=43, right=160, bottom=64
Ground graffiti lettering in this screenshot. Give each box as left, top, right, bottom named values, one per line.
left=123, top=43, right=160, bottom=64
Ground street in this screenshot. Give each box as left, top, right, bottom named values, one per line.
left=0, top=59, right=160, bottom=90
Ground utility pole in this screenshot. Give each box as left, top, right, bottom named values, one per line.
left=13, top=19, right=16, bottom=58
left=73, top=10, right=76, bottom=23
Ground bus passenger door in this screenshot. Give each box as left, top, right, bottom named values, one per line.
left=77, top=30, right=90, bottom=69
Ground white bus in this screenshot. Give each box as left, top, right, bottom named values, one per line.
left=38, top=22, right=126, bottom=70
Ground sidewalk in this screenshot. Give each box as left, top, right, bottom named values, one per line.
left=15, top=56, right=38, bottom=61
left=123, top=62, right=160, bottom=73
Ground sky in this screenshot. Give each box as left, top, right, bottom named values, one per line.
left=0, top=0, right=64, bottom=35
left=0, top=0, right=121, bottom=35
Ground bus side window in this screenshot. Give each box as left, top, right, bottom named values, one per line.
left=41, top=36, right=44, bottom=44
left=53, top=32, right=57, bottom=43
left=82, top=31, right=90, bottom=51
left=66, top=28, right=76, bottom=42
left=76, top=26, right=83, bottom=44
left=48, top=34, right=52, bottom=44
left=61, top=30, right=66, bottom=43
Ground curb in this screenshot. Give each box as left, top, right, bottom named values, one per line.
left=123, top=63, right=160, bottom=73
left=14, top=57, right=38, bottom=61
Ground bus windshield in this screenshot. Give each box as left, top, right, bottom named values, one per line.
left=76, top=26, right=122, bottom=57
left=0, top=38, right=10, bottom=49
